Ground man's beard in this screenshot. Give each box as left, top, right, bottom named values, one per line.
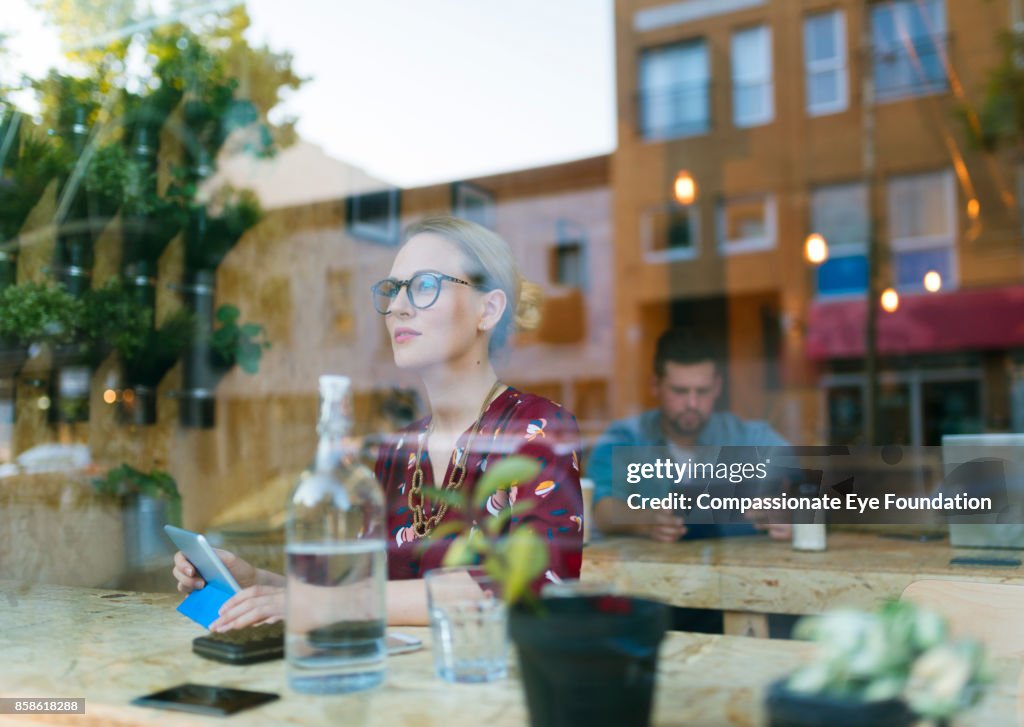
left=665, top=410, right=708, bottom=437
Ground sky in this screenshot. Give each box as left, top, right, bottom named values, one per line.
left=1, top=0, right=617, bottom=187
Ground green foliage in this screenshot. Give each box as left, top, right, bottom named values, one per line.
left=209, top=303, right=270, bottom=375
left=78, top=279, right=153, bottom=361
left=966, top=30, right=1024, bottom=150
left=0, top=127, right=61, bottom=241
left=427, top=455, right=549, bottom=608
left=92, top=463, right=180, bottom=501
left=787, top=600, right=990, bottom=719
left=122, top=308, right=194, bottom=386
left=0, top=282, right=79, bottom=345
left=184, top=188, right=261, bottom=271
left=32, top=70, right=103, bottom=140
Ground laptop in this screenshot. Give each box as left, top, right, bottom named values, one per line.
left=941, top=434, right=1024, bottom=549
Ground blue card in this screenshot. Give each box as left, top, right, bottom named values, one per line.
left=177, top=583, right=234, bottom=629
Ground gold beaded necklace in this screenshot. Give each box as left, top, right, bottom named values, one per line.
left=407, top=379, right=505, bottom=538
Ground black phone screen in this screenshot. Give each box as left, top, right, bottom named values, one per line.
left=131, top=683, right=279, bottom=716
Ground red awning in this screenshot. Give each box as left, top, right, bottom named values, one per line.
left=806, top=286, right=1024, bottom=359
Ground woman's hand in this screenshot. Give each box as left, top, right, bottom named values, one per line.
left=171, top=548, right=259, bottom=594
left=209, top=586, right=285, bottom=632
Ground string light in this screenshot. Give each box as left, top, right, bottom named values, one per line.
left=673, top=170, right=697, bottom=205
left=881, top=287, right=900, bottom=313
left=923, top=270, right=942, bottom=293
left=804, top=233, right=828, bottom=264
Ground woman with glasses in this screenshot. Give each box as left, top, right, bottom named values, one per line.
left=173, top=215, right=584, bottom=628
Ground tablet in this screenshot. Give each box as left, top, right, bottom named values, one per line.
left=164, top=525, right=241, bottom=593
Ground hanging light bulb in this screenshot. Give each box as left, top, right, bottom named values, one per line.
left=881, top=287, right=900, bottom=313
left=923, top=270, right=942, bottom=293
left=966, top=198, right=980, bottom=220
left=804, top=233, right=828, bottom=264
left=673, top=170, right=697, bottom=205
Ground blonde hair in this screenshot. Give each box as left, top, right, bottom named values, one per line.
left=402, top=215, right=542, bottom=353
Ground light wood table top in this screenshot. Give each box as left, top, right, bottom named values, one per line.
left=0, top=581, right=1016, bottom=726
left=582, top=531, right=1024, bottom=617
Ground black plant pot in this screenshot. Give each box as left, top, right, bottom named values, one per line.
left=117, top=384, right=158, bottom=426
left=179, top=269, right=221, bottom=428
left=0, top=344, right=28, bottom=379
left=765, top=680, right=916, bottom=727
left=0, top=248, right=17, bottom=289
left=48, top=345, right=93, bottom=424
left=177, top=387, right=218, bottom=429
left=123, top=261, right=157, bottom=312
left=509, top=595, right=670, bottom=727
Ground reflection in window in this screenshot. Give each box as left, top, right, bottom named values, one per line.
left=452, top=182, right=495, bottom=229
left=888, top=169, right=956, bottom=290
left=804, top=10, right=848, bottom=116
left=346, top=189, right=401, bottom=245
left=871, top=0, right=948, bottom=100
left=551, top=241, right=586, bottom=288
left=638, top=40, right=709, bottom=139
left=641, top=202, right=699, bottom=261
left=731, top=25, right=773, bottom=127
left=811, top=182, right=868, bottom=296
left=827, top=385, right=863, bottom=446
left=717, top=195, right=775, bottom=254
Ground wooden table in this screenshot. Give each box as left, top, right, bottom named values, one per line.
left=2, top=581, right=1014, bottom=725
left=582, top=531, right=1024, bottom=637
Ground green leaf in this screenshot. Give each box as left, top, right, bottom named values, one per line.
left=215, top=304, right=240, bottom=323
left=442, top=534, right=476, bottom=567
left=499, top=527, right=548, bottom=605
left=472, top=456, right=541, bottom=510
left=422, top=486, right=469, bottom=510
left=428, top=522, right=466, bottom=542
left=483, top=499, right=536, bottom=536
left=240, top=322, right=263, bottom=338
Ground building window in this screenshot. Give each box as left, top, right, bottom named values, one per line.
left=638, top=40, right=709, bottom=139
left=346, top=189, right=401, bottom=245
left=641, top=201, right=699, bottom=261
left=731, top=25, right=773, bottom=127
left=549, top=219, right=588, bottom=288
left=888, top=169, right=957, bottom=290
left=811, top=182, right=868, bottom=296
left=717, top=195, right=776, bottom=254
left=552, top=243, right=585, bottom=288
left=451, top=182, right=495, bottom=228
left=871, top=0, right=948, bottom=101
left=804, top=10, right=848, bottom=115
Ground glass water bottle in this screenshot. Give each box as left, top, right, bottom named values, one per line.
left=285, top=375, right=387, bottom=694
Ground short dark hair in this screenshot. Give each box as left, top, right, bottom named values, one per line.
left=653, top=328, right=722, bottom=378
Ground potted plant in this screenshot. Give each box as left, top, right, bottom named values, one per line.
left=0, top=282, right=78, bottom=379
left=0, top=113, right=60, bottom=289
left=768, top=601, right=989, bottom=727
left=48, top=278, right=150, bottom=423
left=179, top=302, right=270, bottom=428
left=118, top=308, right=194, bottom=425
left=431, top=457, right=671, bottom=727
left=93, top=464, right=181, bottom=570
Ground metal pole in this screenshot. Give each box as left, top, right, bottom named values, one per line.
left=862, top=3, right=880, bottom=446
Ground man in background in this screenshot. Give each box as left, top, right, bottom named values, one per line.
left=589, top=327, right=791, bottom=542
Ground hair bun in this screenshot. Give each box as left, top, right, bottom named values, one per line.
left=515, top=279, right=543, bottom=332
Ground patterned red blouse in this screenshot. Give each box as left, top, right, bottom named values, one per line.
left=374, top=386, right=584, bottom=584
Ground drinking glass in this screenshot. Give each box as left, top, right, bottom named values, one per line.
left=424, top=567, right=508, bottom=683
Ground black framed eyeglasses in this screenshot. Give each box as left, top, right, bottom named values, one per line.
left=370, top=270, right=480, bottom=315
